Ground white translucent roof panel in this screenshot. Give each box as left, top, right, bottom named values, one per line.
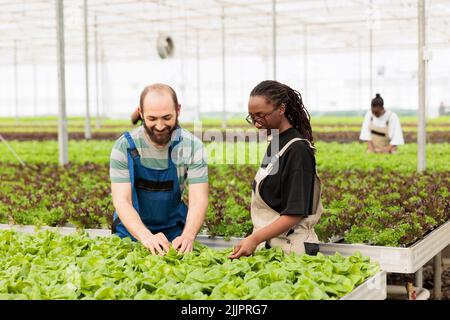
left=0, top=0, right=449, bottom=64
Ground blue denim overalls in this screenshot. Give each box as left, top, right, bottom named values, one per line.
left=112, top=130, right=188, bottom=242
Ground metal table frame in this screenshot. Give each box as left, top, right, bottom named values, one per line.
left=318, top=220, right=450, bottom=300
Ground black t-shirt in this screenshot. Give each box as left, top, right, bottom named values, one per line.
left=253, top=127, right=316, bottom=216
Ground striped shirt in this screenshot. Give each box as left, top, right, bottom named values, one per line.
left=110, top=126, right=208, bottom=193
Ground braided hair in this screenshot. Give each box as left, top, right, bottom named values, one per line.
left=250, top=80, right=315, bottom=151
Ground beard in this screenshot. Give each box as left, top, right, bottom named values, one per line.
left=143, top=118, right=179, bottom=146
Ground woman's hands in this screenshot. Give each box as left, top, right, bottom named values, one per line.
left=228, top=234, right=260, bottom=259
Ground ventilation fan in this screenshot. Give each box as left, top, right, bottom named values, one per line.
left=156, top=33, right=175, bottom=59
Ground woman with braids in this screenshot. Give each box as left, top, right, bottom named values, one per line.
left=229, top=80, right=323, bottom=259
left=359, top=93, right=404, bottom=154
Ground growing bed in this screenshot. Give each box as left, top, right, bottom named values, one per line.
left=0, top=224, right=386, bottom=300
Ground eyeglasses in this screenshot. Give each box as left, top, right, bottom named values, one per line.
left=245, top=107, right=279, bottom=125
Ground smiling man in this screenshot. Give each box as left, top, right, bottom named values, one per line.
left=110, top=83, right=208, bottom=255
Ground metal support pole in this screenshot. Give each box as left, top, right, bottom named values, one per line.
left=434, top=252, right=442, bottom=300
left=272, top=0, right=277, bottom=80
left=83, top=0, right=92, bottom=139
left=369, top=27, right=373, bottom=99
left=55, top=0, right=68, bottom=166
left=369, top=0, right=374, bottom=99
left=415, top=267, right=423, bottom=288
left=94, top=15, right=100, bottom=129
left=303, top=25, right=308, bottom=100
left=32, top=55, right=37, bottom=116
left=13, top=41, right=18, bottom=122
left=195, top=30, right=201, bottom=122
left=221, top=7, right=227, bottom=129
left=264, top=44, right=269, bottom=80
left=180, top=1, right=187, bottom=121
left=100, top=42, right=106, bottom=120
left=417, top=0, right=427, bottom=172
left=358, top=37, right=362, bottom=111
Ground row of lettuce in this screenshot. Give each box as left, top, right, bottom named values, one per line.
left=1, top=161, right=448, bottom=247
left=2, top=131, right=449, bottom=145
left=1, top=140, right=449, bottom=171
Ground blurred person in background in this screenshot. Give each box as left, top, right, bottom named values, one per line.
left=229, top=80, right=323, bottom=259
left=131, top=107, right=141, bottom=125
left=360, top=93, right=404, bottom=154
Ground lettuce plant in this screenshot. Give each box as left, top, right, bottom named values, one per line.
left=0, top=230, right=379, bottom=300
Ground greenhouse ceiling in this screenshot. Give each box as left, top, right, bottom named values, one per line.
left=1, top=0, right=450, bottom=64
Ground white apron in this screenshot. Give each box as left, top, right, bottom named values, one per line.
left=251, top=138, right=323, bottom=255
left=369, top=112, right=392, bottom=149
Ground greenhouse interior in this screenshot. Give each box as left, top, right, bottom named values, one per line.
left=0, top=0, right=449, bottom=304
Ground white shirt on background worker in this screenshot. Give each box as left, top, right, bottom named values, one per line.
left=359, top=110, right=405, bottom=145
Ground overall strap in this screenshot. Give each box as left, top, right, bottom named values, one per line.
left=123, top=132, right=140, bottom=160
left=275, top=138, right=302, bottom=159
left=265, top=138, right=302, bottom=172
left=275, top=137, right=315, bottom=159
left=123, top=132, right=140, bottom=212
left=266, top=137, right=317, bottom=175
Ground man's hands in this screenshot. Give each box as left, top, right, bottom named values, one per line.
left=139, top=232, right=195, bottom=256
left=228, top=235, right=260, bottom=260
left=139, top=232, right=171, bottom=256
left=172, top=234, right=195, bottom=254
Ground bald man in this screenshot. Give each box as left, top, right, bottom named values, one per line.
left=111, top=84, right=208, bottom=255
